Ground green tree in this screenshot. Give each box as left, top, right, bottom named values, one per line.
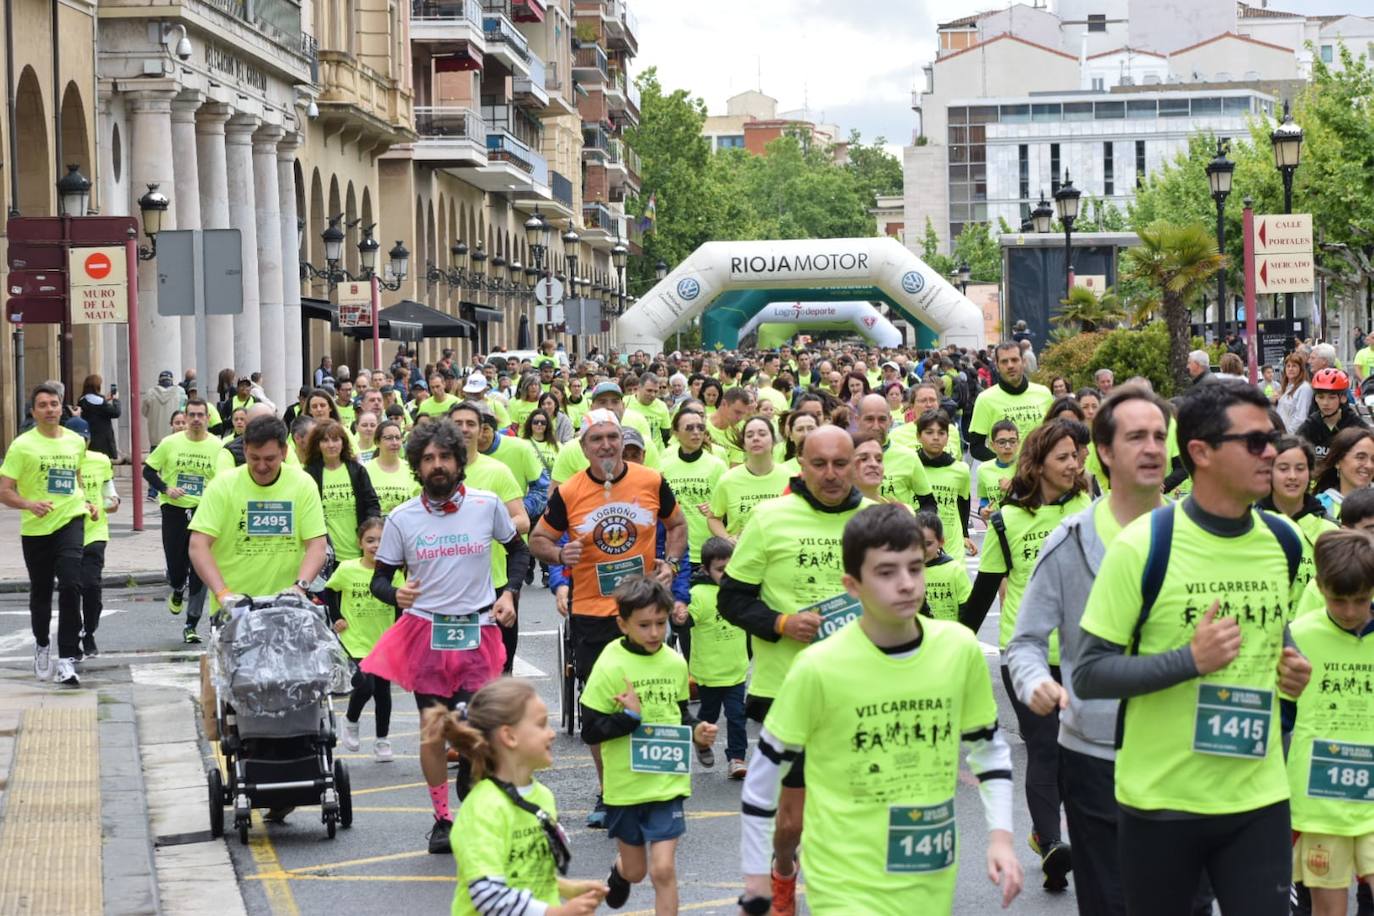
left=845, top=130, right=903, bottom=206
left=1122, top=222, right=1227, bottom=390
left=951, top=222, right=1002, bottom=284
left=1054, top=285, right=1124, bottom=333
left=747, top=135, right=872, bottom=239
left=920, top=217, right=954, bottom=277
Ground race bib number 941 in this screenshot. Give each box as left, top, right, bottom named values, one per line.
left=1192, top=683, right=1271, bottom=759
left=629, top=724, right=691, bottom=775
left=887, top=800, right=956, bottom=873
left=46, top=467, right=76, bottom=496
left=246, top=500, right=294, bottom=537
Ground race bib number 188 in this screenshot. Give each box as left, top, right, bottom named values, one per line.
left=1308, top=739, right=1374, bottom=801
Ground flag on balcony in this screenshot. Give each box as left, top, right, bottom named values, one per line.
left=638, top=192, right=657, bottom=235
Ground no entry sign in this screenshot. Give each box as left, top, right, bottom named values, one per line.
left=68, top=245, right=128, bottom=324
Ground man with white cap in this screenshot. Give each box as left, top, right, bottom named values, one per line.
left=531, top=407, right=688, bottom=828
left=460, top=370, right=512, bottom=428
left=551, top=381, right=659, bottom=485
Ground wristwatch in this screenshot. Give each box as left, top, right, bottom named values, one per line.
left=737, top=895, right=770, bottom=915
left=294, top=579, right=311, bottom=591
left=666, top=557, right=682, bottom=574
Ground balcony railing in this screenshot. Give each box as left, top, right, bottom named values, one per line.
left=411, top=0, right=483, bottom=25
left=203, top=0, right=310, bottom=56
left=415, top=106, right=488, bottom=143
left=626, top=79, right=640, bottom=113
left=605, top=136, right=622, bottom=163
left=573, top=44, right=608, bottom=80
left=514, top=54, right=547, bottom=98
left=551, top=170, right=574, bottom=208
left=622, top=144, right=641, bottom=177
left=582, top=122, right=608, bottom=153
left=486, top=130, right=543, bottom=177
left=483, top=13, right=530, bottom=60
left=583, top=201, right=615, bottom=232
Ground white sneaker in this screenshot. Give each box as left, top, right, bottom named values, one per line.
left=374, top=739, right=394, bottom=762
left=341, top=721, right=360, bottom=752
left=53, top=658, right=79, bottom=687
left=33, top=644, right=50, bottom=681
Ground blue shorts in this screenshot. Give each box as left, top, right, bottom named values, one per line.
left=605, top=797, right=686, bottom=846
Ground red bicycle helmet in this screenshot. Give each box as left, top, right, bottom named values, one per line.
left=1312, top=367, right=1350, bottom=392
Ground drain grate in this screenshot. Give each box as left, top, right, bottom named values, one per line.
left=154, top=830, right=218, bottom=848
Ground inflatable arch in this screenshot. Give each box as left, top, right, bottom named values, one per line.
left=738, top=301, right=903, bottom=348
left=615, top=237, right=984, bottom=353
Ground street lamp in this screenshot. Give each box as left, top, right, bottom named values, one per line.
left=321, top=214, right=346, bottom=266
left=956, top=262, right=971, bottom=295
left=385, top=240, right=409, bottom=290
left=57, top=164, right=91, bottom=218
left=357, top=225, right=380, bottom=276
left=1205, top=138, right=1235, bottom=342
left=612, top=236, right=628, bottom=316
left=1271, top=100, right=1304, bottom=321
left=655, top=259, right=668, bottom=281
left=1031, top=191, right=1054, bottom=236
left=136, top=183, right=170, bottom=260
left=1053, top=173, right=1081, bottom=301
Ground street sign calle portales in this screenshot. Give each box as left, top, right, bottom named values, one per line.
left=1251, top=213, right=1314, bottom=294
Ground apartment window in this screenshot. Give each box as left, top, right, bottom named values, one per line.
left=1095, top=100, right=1125, bottom=119
left=1127, top=99, right=1157, bottom=118
left=1103, top=142, right=1114, bottom=197
left=1091, top=77, right=1105, bottom=92
left=716, top=135, right=745, bottom=149
left=1159, top=98, right=1189, bottom=117
left=1321, top=45, right=1334, bottom=63
left=1050, top=143, right=1061, bottom=194
left=1018, top=144, right=1030, bottom=201
left=1087, top=13, right=1107, bottom=32
left=1135, top=140, right=1146, bottom=189
left=1191, top=97, right=1222, bottom=116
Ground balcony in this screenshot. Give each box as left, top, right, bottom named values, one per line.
left=544, top=70, right=578, bottom=116
left=409, top=106, right=489, bottom=166
left=603, top=0, right=639, bottom=54
left=581, top=122, right=609, bottom=160
left=317, top=51, right=416, bottom=146
left=583, top=201, right=615, bottom=234
left=572, top=44, right=608, bottom=85
left=513, top=54, right=550, bottom=111
left=551, top=171, right=574, bottom=210
left=482, top=11, right=531, bottom=74
left=510, top=0, right=545, bottom=22
left=626, top=78, right=640, bottom=119
left=622, top=144, right=641, bottom=188
left=411, top=0, right=487, bottom=51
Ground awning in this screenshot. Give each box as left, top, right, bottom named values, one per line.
left=301, top=297, right=336, bottom=321
left=346, top=299, right=475, bottom=340
left=465, top=302, right=505, bottom=323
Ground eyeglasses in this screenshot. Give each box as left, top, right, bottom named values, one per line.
left=531, top=420, right=547, bottom=426
left=992, top=438, right=1019, bottom=448
left=1209, top=429, right=1282, bottom=456
left=679, top=424, right=706, bottom=432
left=380, top=435, right=403, bottom=443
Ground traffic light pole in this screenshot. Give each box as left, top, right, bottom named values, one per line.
left=125, top=237, right=145, bottom=531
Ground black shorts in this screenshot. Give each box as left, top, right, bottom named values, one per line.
left=570, top=614, right=622, bottom=684
left=745, top=693, right=805, bottom=789
left=414, top=688, right=475, bottom=714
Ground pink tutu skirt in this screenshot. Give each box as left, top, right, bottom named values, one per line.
left=361, top=613, right=507, bottom=697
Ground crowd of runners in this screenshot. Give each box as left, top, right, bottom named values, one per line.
left=7, top=331, right=1374, bottom=915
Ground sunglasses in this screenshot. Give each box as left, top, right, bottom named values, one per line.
left=1209, top=429, right=1282, bottom=456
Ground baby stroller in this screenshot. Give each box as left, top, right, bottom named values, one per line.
left=205, top=592, right=355, bottom=844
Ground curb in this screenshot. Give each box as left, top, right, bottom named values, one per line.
left=100, top=684, right=161, bottom=915
left=0, top=572, right=165, bottom=594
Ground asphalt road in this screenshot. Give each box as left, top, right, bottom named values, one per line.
left=0, top=533, right=1116, bottom=916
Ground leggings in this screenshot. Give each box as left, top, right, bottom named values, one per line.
left=1001, top=664, right=1062, bottom=844
left=160, top=504, right=202, bottom=597
left=79, top=540, right=106, bottom=638
left=500, top=591, right=518, bottom=675
left=21, top=517, right=84, bottom=658
left=417, top=688, right=475, bottom=800
left=345, top=665, right=391, bottom=738
left=1118, top=800, right=1290, bottom=916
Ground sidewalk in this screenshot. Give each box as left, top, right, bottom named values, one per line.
left=0, top=470, right=168, bottom=592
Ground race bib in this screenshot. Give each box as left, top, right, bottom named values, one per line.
left=1308, top=740, right=1374, bottom=801
left=629, top=724, right=692, bottom=775
left=886, top=800, right=956, bottom=873
left=176, top=473, right=205, bottom=497
left=807, top=594, right=862, bottom=641
left=45, top=467, right=76, bottom=496
left=1192, top=683, right=1271, bottom=759
left=430, top=614, right=481, bottom=651
left=596, top=556, right=645, bottom=596
left=246, top=500, right=294, bottom=537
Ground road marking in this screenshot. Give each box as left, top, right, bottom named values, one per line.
left=246, top=812, right=301, bottom=916
left=247, top=872, right=451, bottom=883
left=130, top=661, right=201, bottom=693
left=0, top=608, right=126, bottom=655
left=512, top=655, right=547, bottom=678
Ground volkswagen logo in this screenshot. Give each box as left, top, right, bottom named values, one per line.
left=676, top=277, right=701, bottom=301
left=901, top=270, right=926, bottom=295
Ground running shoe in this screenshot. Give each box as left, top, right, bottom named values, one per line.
left=33, top=644, right=50, bottom=681
left=586, top=794, right=607, bottom=829
left=771, top=865, right=798, bottom=916
left=342, top=722, right=361, bottom=752
left=167, top=591, right=184, bottom=615
left=374, top=739, right=394, bottom=762
left=428, top=817, right=453, bottom=854
left=605, top=864, right=631, bottom=909
left=696, top=744, right=716, bottom=768
left=81, top=634, right=98, bottom=658
left=1029, top=833, right=1072, bottom=892
left=53, top=658, right=79, bottom=687
left=729, top=758, right=747, bottom=780
left=183, top=627, right=201, bottom=645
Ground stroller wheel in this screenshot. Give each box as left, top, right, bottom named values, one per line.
left=335, top=761, right=353, bottom=829
left=325, top=813, right=337, bottom=839
left=207, top=767, right=225, bottom=838
left=237, top=820, right=249, bottom=845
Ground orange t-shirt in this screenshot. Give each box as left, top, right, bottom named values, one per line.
left=538, top=462, right=678, bottom=617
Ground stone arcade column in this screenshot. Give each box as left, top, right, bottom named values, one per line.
left=127, top=89, right=181, bottom=391
left=170, top=92, right=204, bottom=377
left=277, top=132, right=304, bottom=399
left=195, top=103, right=236, bottom=382
left=252, top=124, right=286, bottom=411
left=224, top=113, right=261, bottom=374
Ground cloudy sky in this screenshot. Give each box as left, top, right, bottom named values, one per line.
left=633, top=0, right=1374, bottom=151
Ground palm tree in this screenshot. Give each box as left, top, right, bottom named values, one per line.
left=1053, top=285, right=1125, bottom=333
left=1122, top=222, right=1227, bottom=390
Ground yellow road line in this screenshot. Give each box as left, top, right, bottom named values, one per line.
left=246, top=872, right=452, bottom=883
left=351, top=780, right=430, bottom=796
left=273, top=848, right=433, bottom=872
left=247, top=811, right=301, bottom=916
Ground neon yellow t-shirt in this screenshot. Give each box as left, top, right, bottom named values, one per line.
left=687, top=580, right=748, bottom=687
left=708, top=462, right=789, bottom=537
left=551, top=411, right=660, bottom=483
left=466, top=455, right=523, bottom=591
left=320, top=464, right=363, bottom=561
left=1355, top=346, right=1374, bottom=380
left=146, top=431, right=222, bottom=509
left=968, top=382, right=1053, bottom=440
left=0, top=426, right=88, bottom=536
left=325, top=559, right=402, bottom=657
left=724, top=491, right=874, bottom=699
left=1286, top=510, right=1339, bottom=594
left=449, top=778, right=559, bottom=916
left=923, top=554, right=972, bottom=622
left=764, top=618, right=998, bottom=915
left=581, top=639, right=692, bottom=806
left=188, top=464, right=327, bottom=610
left=705, top=418, right=744, bottom=467
left=486, top=436, right=544, bottom=493
left=80, top=451, right=114, bottom=545
left=365, top=460, right=419, bottom=517
left=416, top=395, right=456, bottom=418
left=507, top=397, right=539, bottom=431
left=659, top=449, right=727, bottom=562
left=625, top=396, right=671, bottom=448
left=879, top=442, right=933, bottom=508
left=920, top=455, right=970, bottom=543
left=891, top=422, right=962, bottom=460
left=976, top=460, right=1015, bottom=513
left=1080, top=504, right=1302, bottom=813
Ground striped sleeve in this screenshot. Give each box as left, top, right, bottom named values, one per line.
left=962, top=723, right=1013, bottom=834
left=467, top=876, right=548, bottom=916
left=739, top=727, right=802, bottom=878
